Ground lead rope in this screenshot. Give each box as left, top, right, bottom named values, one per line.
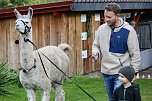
left=24, top=37, right=97, bottom=101
left=24, top=37, right=62, bottom=85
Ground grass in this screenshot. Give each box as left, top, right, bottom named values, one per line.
left=0, top=76, right=151, bottom=101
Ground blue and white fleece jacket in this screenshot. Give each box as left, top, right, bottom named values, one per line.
left=92, top=18, right=141, bottom=74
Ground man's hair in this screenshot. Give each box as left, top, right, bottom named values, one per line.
left=105, top=3, right=121, bottom=15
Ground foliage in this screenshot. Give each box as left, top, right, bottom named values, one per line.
left=0, top=76, right=151, bottom=101
left=0, top=59, right=18, bottom=95
left=0, top=0, right=65, bottom=8
left=0, top=0, right=40, bottom=8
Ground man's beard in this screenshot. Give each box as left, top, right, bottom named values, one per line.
left=107, top=20, right=116, bottom=27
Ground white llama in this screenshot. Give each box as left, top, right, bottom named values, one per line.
left=14, top=7, right=71, bottom=101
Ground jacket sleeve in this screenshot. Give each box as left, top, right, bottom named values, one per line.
left=127, top=27, right=141, bottom=72
left=134, top=88, right=142, bottom=101
left=92, top=29, right=101, bottom=55
left=111, top=88, right=118, bottom=101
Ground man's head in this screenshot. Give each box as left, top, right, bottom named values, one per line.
left=104, top=3, right=121, bottom=27
left=105, top=3, right=121, bottom=15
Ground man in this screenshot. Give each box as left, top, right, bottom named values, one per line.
left=92, top=3, right=140, bottom=101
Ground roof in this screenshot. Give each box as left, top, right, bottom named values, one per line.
left=0, top=0, right=151, bottom=19
left=0, top=1, right=73, bottom=19
left=71, top=0, right=152, bottom=11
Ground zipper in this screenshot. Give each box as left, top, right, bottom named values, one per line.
left=124, top=88, right=126, bottom=100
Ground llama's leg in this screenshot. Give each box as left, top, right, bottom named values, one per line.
left=26, top=88, right=36, bottom=101
left=41, top=90, right=50, bottom=101
left=54, top=84, right=65, bottom=101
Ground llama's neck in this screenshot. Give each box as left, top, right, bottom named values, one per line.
left=19, top=32, right=34, bottom=70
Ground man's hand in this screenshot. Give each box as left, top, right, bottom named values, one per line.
left=92, top=52, right=99, bottom=60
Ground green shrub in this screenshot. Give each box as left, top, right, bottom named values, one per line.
left=0, top=59, right=18, bottom=95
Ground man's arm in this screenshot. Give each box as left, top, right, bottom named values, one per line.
left=92, top=30, right=100, bottom=60
left=127, top=28, right=141, bottom=73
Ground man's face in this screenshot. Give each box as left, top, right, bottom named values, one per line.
left=104, top=10, right=118, bottom=27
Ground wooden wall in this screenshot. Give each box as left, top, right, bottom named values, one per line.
left=0, top=11, right=102, bottom=77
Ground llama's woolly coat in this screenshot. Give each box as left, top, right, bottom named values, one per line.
left=20, top=45, right=70, bottom=90
left=15, top=7, right=71, bottom=101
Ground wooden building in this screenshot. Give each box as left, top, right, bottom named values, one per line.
left=0, top=0, right=152, bottom=76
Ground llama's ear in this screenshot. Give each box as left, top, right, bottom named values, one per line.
left=14, top=9, right=21, bottom=18
left=27, top=7, right=33, bottom=19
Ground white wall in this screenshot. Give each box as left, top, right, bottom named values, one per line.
left=141, top=49, right=152, bottom=69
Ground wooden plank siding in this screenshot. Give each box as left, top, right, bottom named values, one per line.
left=90, top=12, right=102, bottom=72
left=136, top=22, right=152, bottom=50
left=0, top=19, right=8, bottom=60
left=0, top=11, right=102, bottom=77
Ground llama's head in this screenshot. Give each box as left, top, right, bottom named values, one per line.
left=14, top=7, right=33, bottom=35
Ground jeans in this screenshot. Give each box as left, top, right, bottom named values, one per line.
left=103, top=73, right=121, bottom=101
